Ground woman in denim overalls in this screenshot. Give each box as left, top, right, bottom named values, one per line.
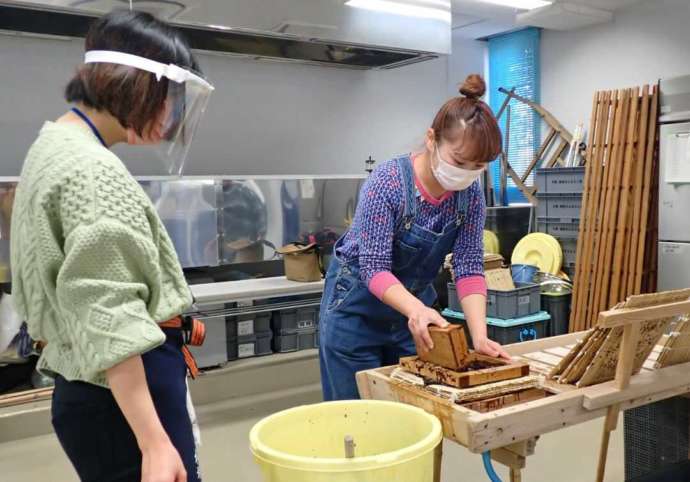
left=320, top=74, right=511, bottom=400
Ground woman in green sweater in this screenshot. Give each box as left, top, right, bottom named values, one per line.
left=11, top=11, right=213, bottom=482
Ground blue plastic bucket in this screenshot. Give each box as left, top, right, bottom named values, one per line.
left=511, top=264, right=538, bottom=284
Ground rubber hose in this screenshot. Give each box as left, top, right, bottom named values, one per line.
left=482, top=451, right=503, bottom=482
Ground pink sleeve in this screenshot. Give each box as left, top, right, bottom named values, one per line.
left=456, top=275, right=487, bottom=300
left=368, top=271, right=402, bottom=301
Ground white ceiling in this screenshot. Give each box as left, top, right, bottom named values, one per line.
left=451, top=0, right=649, bottom=37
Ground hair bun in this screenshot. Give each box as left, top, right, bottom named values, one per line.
left=459, top=74, right=486, bottom=100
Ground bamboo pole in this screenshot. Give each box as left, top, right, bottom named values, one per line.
left=571, top=91, right=605, bottom=332
left=609, top=87, right=639, bottom=306
left=626, top=86, right=650, bottom=296
left=591, top=90, right=627, bottom=327
left=634, top=85, right=659, bottom=293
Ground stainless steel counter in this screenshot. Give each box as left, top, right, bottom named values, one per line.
left=190, top=276, right=324, bottom=305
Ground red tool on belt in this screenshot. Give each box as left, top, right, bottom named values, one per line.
left=159, top=315, right=206, bottom=379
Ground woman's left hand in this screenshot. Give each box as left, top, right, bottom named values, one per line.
left=473, top=337, right=511, bottom=361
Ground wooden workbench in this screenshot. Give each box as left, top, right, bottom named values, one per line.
left=357, top=331, right=690, bottom=479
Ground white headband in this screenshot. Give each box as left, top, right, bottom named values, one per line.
left=84, top=50, right=214, bottom=91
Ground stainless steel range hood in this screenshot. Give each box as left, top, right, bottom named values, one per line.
left=0, top=0, right=451, bottom=69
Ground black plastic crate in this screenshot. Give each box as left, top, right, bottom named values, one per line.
left=227, top=331, right=273, bottom=360
left=625, top=397, right=690, bottom=481
left=272, top=307, right=319, bottom=334
left=541, top=293, right=571, bottom=337
left=563, top=262, right=576, bottom=279
left=273, top=329, right=319, bottom=353
left=443, top=309, right=550, bottom=345
left=226, top=313, right=272, bottom=338
left=487, top=312, right=550, bottom=345
left=559, top=238, right=578, bottom=267
left=485, top=206, right=532, bottom=263
left=535, top=167, right=585, bottom=194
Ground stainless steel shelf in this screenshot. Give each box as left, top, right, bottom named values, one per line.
left=190, top=276, right=324, bottom=305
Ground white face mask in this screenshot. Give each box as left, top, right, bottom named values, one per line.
left=431, top=146, right=484, bottom=191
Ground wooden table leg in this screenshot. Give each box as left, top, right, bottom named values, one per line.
left=596, top=323, right=640, bottom=482
left=434, top=441, right=443, bottom=482
left=510, top=467, right=523, bottom=482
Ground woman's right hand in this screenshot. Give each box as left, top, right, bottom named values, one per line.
left=141, top=439, right=187, bottom=482
left=407, top=305, right=449, bottom=354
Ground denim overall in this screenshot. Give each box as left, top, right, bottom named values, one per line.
left=319, top=155, right=470, bottom=400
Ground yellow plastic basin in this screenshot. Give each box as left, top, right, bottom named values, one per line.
left=249, top=400, right=442, bottom=482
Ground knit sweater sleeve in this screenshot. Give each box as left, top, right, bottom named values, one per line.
left=56, top=219, right=166, bottom=380
left=354, top=162, right=404, bottom=294
left=452, top=180, right=487, bottom=298
left=54, top=164, right=167, bottom=381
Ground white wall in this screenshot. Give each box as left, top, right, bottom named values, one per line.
left=448, top=29, right=487, bottom=99
left=0, top=31, right=485, bottom=177
left=541, top=0, right=690, bottom=133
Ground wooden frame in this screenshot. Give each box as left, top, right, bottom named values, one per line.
left=492, top=87, right=582, bottom=206
left=400, top=355, right=530, bottom=389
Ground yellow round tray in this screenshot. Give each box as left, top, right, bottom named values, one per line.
left=511, top=234, right=558, bottom=274
left=531, top=233, right=563, bottom=274
left=483, top=230, right=500, bottom=255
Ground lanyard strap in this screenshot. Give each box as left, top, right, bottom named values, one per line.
left=71, top=107, right=107, bottom=148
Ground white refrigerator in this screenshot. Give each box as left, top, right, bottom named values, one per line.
left=659, top=75, right=690, bottom=291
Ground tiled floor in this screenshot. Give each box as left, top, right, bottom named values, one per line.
left=0, top=409, right=624, bottom=482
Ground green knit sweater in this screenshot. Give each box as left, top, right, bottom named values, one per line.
left=11, top=122, right=193, bottom=387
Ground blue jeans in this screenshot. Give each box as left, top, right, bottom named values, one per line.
left=319, top=266, right=416, bottom=400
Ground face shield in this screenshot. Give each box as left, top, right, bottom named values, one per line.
left=84, top=50, right=214, bottom=176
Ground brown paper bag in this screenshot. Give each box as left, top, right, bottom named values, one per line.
left=276, top=243, right=323, bottom=282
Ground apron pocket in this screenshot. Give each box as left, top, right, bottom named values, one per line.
left=326, top=274, right=357, bottom=312
left=392, top=239, right=420, bottom=270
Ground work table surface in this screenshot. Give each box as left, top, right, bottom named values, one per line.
left=190, top=276, right=325, bottom=304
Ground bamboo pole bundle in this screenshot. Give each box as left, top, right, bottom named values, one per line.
left=569, top=85, right=660, bottom=331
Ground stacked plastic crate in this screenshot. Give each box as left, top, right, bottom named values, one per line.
left=226, top=309, right=274, bottom=361
left=535, top=167, right=585, bottom=279
left=445, top=282, right=549, bottom=345
left=272, top=307, right=320, bottom=353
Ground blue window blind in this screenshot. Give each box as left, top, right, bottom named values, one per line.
left=488, top=27, right=541, bottom=204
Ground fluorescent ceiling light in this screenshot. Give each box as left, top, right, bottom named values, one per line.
left=476, top=0, right=552, bottom=9
left=345, top=0, right=452, bottom=23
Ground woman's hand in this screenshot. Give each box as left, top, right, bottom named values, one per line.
left=408, top=305, right=449, bottom=354
left=141, top=439, right=187, bottom=482
left=473, top=336, right=511, bottom=361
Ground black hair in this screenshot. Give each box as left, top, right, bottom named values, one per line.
left=65, top=10, right=201, bottom=136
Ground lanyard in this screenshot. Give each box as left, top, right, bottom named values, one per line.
left=71, top=107, right=107, bottom=148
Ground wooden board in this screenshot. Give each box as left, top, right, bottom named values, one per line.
left=521, top=351, right=563, bottom=367
left=486, top=268, right=516, bottom=291
left=0, top=387, right=53, bottom=408
left=655, top=318, right=690, bottom=368
left=419, top=325, right=469, bottom=370
left=400, top=355, right=530, bottom=389
left=425, top=375, right=541, bottom=404
left=462, top=388, right=550, bottom=413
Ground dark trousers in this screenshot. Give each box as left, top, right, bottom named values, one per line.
left=51, top=329, right=201, bottom=482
